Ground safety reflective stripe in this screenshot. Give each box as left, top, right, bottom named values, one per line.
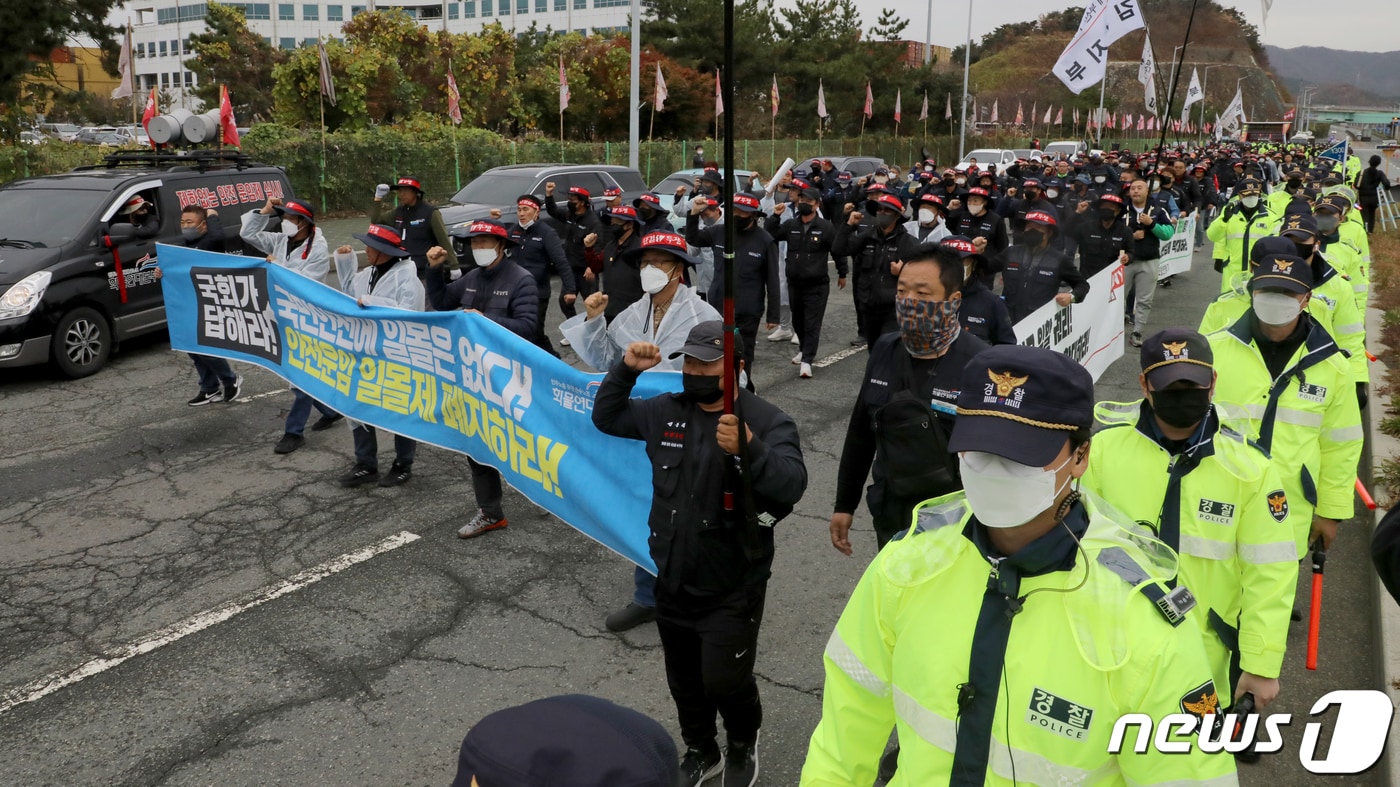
left=1238, top=403, right=1267, bottom=420
left=1277, top=408, right=1324, bottom=428
left=1179, top=534, right=1236, bottom=561
left=1336, top=321, right=1364, bottom=334
left=1126, top=776, right=1240, bottom=787
left=825, top=630, right=890, bottom=697
left=1240, top=540, right=1299, bottom=564
left=1329, top=424, right=1365, bottom=443
left=893, top=687, right=1119, bottom=785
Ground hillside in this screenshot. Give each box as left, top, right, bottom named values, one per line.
left=963, top=0, right=1289, bottom=122
left=1266, top=45, right=1400, bottom=102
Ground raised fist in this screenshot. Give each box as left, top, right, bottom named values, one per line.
left=584, top=291, right=609, bottom=320
left=545, top=182, right=556, bottom=196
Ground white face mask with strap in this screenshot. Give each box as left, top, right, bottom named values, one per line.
left=959, top=450, right=1075, bottom=528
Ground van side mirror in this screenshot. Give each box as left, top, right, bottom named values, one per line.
left=106, top=223, right=135, bottom=242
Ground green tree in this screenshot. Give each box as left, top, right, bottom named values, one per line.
left=869, top=8, right=909, bottom=41
left=0, top=0, right=121, bottom=104
left=185, top=2, right=285, bottom=120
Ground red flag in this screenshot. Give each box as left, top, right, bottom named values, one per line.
left=142, top=88, right=157, bottom=148
left=1055, top=106, right=1064, bottom=125
left=771, top=74, right=780, bottom=118
left=1014, top=101, right=1024, bottom=125
left=219, top=85, right=240, bottom=147
left=1137, top=115, right=1145, bottom=131
left=863, top=82, right=873, bottom=119
left=894, top=89, right=902, bottom=124
left=559, top=56, right=570, bottom=113
left=446, top=66, right=462, bottom=125
left=1283, top=108, right=1296, bottom=121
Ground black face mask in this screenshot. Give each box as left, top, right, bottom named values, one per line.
left=1294, top=242, right=1315, bottom=259
left=1151, top=388, right=1211, bottom=429
left=1288, top=179, right=1303, bottom=190
left=740, top=216, right=757, bottom=231
left=795, top=203, right=814, bottom=217
left=610, top=223, right=628, bottom=238
left=1023, top=230, right=1045, bottom=246
left=637, top=205, right=655, bottom=220
left=681, top=373, right=723, bottom=404
left=1099, top=208, right=1119, bottom=222
left=875, top=212, right=898, bottom=230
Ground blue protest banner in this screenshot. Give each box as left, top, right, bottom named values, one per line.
left=158, top=243, right=674, bottom=572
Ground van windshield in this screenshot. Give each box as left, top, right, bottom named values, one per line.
left=0, top=188, right=109, bottom=247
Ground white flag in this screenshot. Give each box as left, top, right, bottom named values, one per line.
left=817, top=80, right=828, bottom=119
left=945, top=93, right=952, bottom=120
left=1220, top=86, right=1245, bottom=131
left=714, top=69, right=723, bottom=117
left=991, top=99, right=999, bottom=123
left=1043, top=104, right=1053, bottom=124
left=1144, top=71, right=1158, bottom=116
left=654, top=62, right=668, bottom=112
left=558, top=56, right=569, bottom=113
left=1052, top=0, right=1146, bottom=94
left=1138, top=31, right=1156, bottom=86
left=1261, top=0, right=1274, bottom=28
left=1182, top=67, right=1204, bottom=108
left=920, top=92, right=928, bottom=122
left=111, top=22, right=133, bottom=100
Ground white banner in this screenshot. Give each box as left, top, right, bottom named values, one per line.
left=1157, top=214, right=1196, bottom=279
left=1012, top=263, right=1126, bottom=381
left=1052, top=0, right=1146, bottom=94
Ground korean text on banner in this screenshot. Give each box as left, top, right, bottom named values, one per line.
left=156, top=244, right=673, bottom=573
left=1011, top=262, right=1126, bottom=381
left=1156, top=214, right=1195, bottom=279
left=1052, top=0, right=1146, bottom=94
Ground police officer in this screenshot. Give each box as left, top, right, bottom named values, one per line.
left=1001, top=211, right=1089, bottom=323
left=370, top=176, right=459, bottom=280
left=829, top=245, right=991, bottom=554
left=1208, top=176, right=1280, bottom=294
left=940, top=236, right=1015, bottom=345
left=1314, top=194, right=1369, bottom=313
left=426, top=220, right=538, bottom=540
left=334, top=225, right=426, bottom=488
left=592, top=321, right=807, bottom=787
left=686, top=192, right=780, bottom=389
left=493, top=194, right=574, bottom=356
left=1084, top=328, right=1297, bottom=724
left=766, top=184, right=842, bottom=378
left=544, top=182, right=605, bottom=319
left=1070, top=193, right=1133, bottom=278
left=242, top=197, right=342, bottom=454
left=1206, top=253, right=1363, bottom=556
left=802, top=345, right=1235, bottom=786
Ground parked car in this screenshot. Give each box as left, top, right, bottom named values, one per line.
left=90, top=133, right=131, bottom=147
left=74, top=126, right=120, bottom=145
left=1044, top=140, right=1087, bottom=160
left=0, top=150, right=294, bottom=378
left=19, top=131, right=43, bottom=146
left=38, top=123, right=81, bottom=142
left=954, top=148, right=1018, bottom=173
left=1377, top=140, right=1399, bottom=151
left=799, top=155, right=886, bottom=180
left=651, top=168, right=757, bottom=228
left=438, top=164, right=649, bottom=244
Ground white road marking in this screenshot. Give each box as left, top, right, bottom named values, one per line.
left=0, top=530, right=421, bottom=716
left=234, top=388, right=289, bottom=403
left=812, top=345, right=867, bottom=369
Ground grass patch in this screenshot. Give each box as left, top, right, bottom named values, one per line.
left=1374, top=457, right=1400, bottom=501
left=1382, top=415, right=1400, bottom=439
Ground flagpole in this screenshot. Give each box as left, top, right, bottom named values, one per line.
left=1154, top=0, right=1203, bottom=168
left=319, top=89, right=327, bottom=215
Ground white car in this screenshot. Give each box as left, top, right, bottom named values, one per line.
left=1044, top=140, right=1086, bottom=160
left=954, top=148, right=1018, bottom=173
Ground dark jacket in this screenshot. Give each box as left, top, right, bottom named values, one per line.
left=833, top=331, right=989, bottom=521
left=545, top=194, right=605, bottom=272
left=686, top=214, right=780, bottom=322
left=602, top=228, right=643, bottom=321
left=592, top=364, right=807, bottom=595
left=1001, top=243, right=1090, bottom=323
left=1359, top=167, right=1392, bottom=206
left=945, top=208, right=1010, bottom=258
left=833, top=220, right=922, bottom=308
left=509, top=220, right=575, bottom=294
left=1071, top=213, right=1133, bottom=277
left=426, top=257, right=538, bottom=338
left=959, top=278, right=1016, bottom=344
left=1125, top=202, right=1173, bottom=261
left=369, top=198, right=458, bottom=271
left=765, top=213, right=844, bottom=281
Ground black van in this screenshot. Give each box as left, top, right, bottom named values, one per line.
left=0, top=151, right=294, bottom=378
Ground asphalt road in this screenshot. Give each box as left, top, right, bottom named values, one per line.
left=0, top=226, right=1382, bottom=785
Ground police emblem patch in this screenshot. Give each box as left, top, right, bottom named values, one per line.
left=1163, top=340, right=1189, bottom=359
left=1025, top=687, right=1094, bottom=741
left=1266, top=489, right=1289, bottom=523
left=1180, top=681, right=1225, bottom=737
left=988, top=369, right=1029, bottom=398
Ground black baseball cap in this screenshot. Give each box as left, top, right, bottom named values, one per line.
left=1249, top=252, right=1313, bottom=294
left=1141, top=328, right=1213, bottom=389
left=1279, top=211, right=1318, bottom=239
left=669, top=320, right=744, bottom=363
left=949, top=345, right=1095, bottom=466
left=452, top=694, right=677, bottom=787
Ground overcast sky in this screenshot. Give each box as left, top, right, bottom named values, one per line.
left=876, top=0, right=1395, bottom=53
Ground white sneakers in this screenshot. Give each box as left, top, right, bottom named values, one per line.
left=799, top=363, right=813, bottom=379
left=766, top=326, right=794, bottom=341
left=791, top=352, right=803, bottom=365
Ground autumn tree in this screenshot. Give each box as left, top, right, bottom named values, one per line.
left=0, top=0, right=121, bottom=104
left=185, top=2, right=285, bottom=120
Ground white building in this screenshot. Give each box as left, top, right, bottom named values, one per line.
left=111, top=0, right=633, bottom=108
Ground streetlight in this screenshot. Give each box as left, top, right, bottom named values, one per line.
left=1198, top=64, right=1224, bottom=138
left=958, top=0, right=973, bottom=159
left=1168, top=45, right=1185, bottom=99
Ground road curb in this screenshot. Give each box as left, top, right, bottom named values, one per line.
left=1364, top=300, right=1400, bottom=785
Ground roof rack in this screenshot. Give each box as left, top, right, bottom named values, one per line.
left=72, top=149, right=266, bottom=173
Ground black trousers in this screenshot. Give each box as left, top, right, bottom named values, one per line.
left=859, top=300, right=898, bottom=344
left=656, top=583, right=767, bottom=753
left=1361, top=204, right=1378, bottom=234
left=790, top=277, right=830, bottom=364
left=467, top=457, right=504, bottom=520
left=849, top=265, right=865, bottom=337
left=531, top=274, right=560, bottom=358
left=559, top=266, right=596, bottom=319
left=735, top=313, right=759, bottom=391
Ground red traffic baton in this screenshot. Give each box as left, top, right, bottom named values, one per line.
left=1306, top=539, right=1325, bottom=671
left=1366, top=350, right=1378, bottom=363
left=1357, top=478, right=1377, bottom=510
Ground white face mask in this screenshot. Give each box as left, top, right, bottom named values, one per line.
left=955, top=177, right=967, bottom=186
left=640, top=264, right=672, bottom=295
left=918, top=208, right=938, bottom=225
left=959, top=450, right=1074, bottom=528
left=968, top=201, right=986, bottom=216
left=1094, top=175, right=1107, bottom=184
left=1045, top=188, right=1059, bottom=199
left=1240, top=195, right=1260, bottom=209
left=1252, top=291, right=1303, bottom=325
left=281, top=219, right=301, bottom=238
left=518, top=218, right=535, bottom=230
left=472, top=247, right=499, bottom=267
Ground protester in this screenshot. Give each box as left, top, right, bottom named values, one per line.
left=593, top=321, right=807, bottom=787
left=1358, top=155, right=1392, bottom=233
left=426, top=220, right=538, bottom=539
left=834, top=193, right=921, bottom=345
left=332, top=225, right=426, bottom=488
left=1000, top=211, right=1089, bottom=323
left=112, top=195, right=159, bottom=238
left=241, top=197, right=342, bottom=454
left=939, top=236, right=1014, bottom=345
left=492, top=194, right=574, bottom=357
left=600, top=205, right=645, bottom=322
left=1069, top=193, right=1132, bottom=278
left=545, top=182, right=604, bottom=321
left=1124, top=178, right=1175, bottom=347
left=158, top=206, right=242, bottom=406
left=369, top=175, right=459, bottom=280
left=765, top=184, right=843, bottom=378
